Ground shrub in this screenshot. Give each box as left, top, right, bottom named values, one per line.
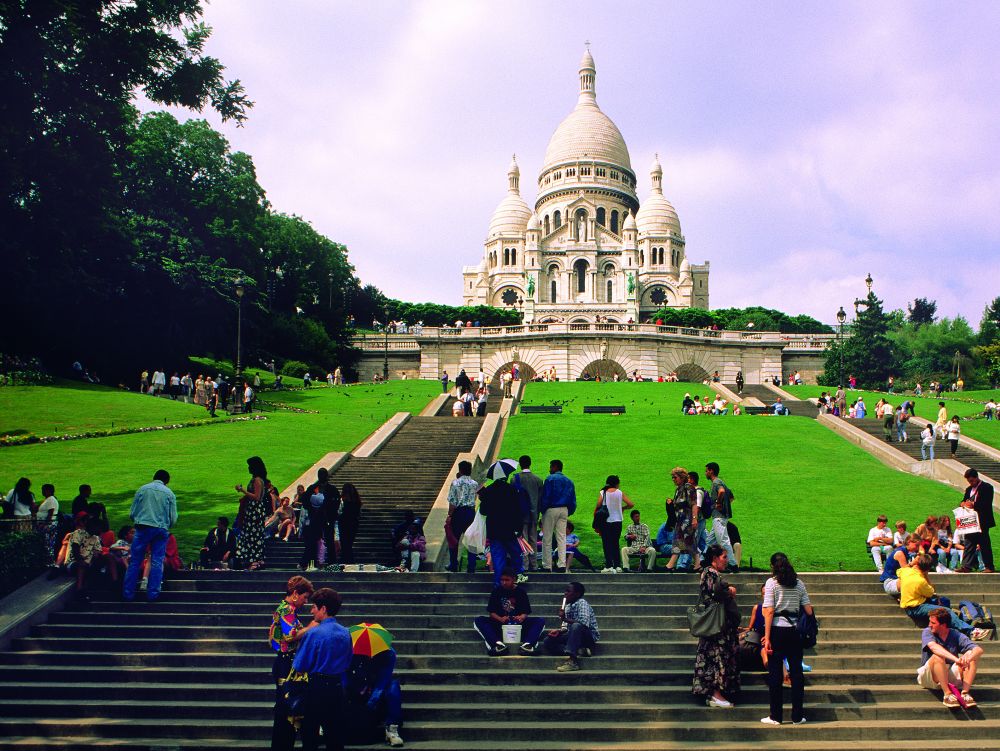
left=0, top=531, right=49, bottom=598
left=280, top=360, right=310, bottom=378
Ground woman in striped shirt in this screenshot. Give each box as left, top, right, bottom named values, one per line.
left=761, top=552, right=814, bottom=726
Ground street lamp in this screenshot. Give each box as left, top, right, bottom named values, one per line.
left=836, top=306, right=847, bottom=388
left=328, top=272, right=334, bottom=309
left=235, top=279, right=245, bottom=380
left=865, top=273, right=873, bottom=292
left=383, top=307, right=390, bottom=382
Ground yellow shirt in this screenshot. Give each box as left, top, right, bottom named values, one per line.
left=937, top=407, right=948, bottom=426
left=898, top=566, right=934, bottom=609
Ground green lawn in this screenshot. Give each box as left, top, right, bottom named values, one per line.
left=501, top=382, right=964, bottom=571
left=187, top=356, right=304, bottom=387
left=961, top=420, right=1000, bottom=451
left=0, top=380, right=438, bottom=559
left=781, top=384, right=985, bottom=418
left=0, top=379, right=210, bottom=438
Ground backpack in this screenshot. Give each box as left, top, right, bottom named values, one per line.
left=956, top=600, right=996, bottom=639
left=798, top=610, right=819, bottom=649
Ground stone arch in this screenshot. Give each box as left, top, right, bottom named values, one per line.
left=642, top=284, right=675, bottom=308
left=574, top=208, right=588, bottom=241
left=610, top=209, right=620, bottom=234
left=553, top=210, right=562, bottom=229
left=573, top=258, right=589, bottom=294
left=543, top=215, right=551, bottom=235
left=596, top=207, right=606, bottom=226
left=491, top=285, right=524, bottom=307
left=578, top=358, right=628, bottom=381
left=487, top=360, right=538, bottom=390
left=674, top=363, right=710, bottom=382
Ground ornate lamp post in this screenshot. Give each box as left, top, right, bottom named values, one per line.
left=383, top=306, right=390, bottom=382
left=235, top=279, right=245, bottom=381
left=836, top=306, right=847, bottom=388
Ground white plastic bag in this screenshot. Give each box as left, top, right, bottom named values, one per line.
left=462, top=511, right=487, bottom=554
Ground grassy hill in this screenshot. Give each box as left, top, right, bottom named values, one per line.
left=501, top=382, right=962, bottom=571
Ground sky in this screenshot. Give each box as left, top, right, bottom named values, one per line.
left=147, top=0, right=1000, bottom=326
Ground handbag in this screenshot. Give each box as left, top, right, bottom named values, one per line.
left=281, top=668, right=309, bottom=716
left=687, top=600, right=726, bottom=638
left=592, top=490, right=610, bottom=533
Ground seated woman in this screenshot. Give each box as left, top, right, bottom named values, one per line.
left=265, top=496, right=295, bottom=539
left=914, top=516, right=940, bottom=557
left=935, top=515, right=961, bottom=570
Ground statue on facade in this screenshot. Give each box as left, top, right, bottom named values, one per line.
left=527, top=274, right=535, bottom=298
left=627, top=272, right=635, bottom=295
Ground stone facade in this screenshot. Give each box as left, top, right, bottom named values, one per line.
left=462, top=48, right=709, bottom=324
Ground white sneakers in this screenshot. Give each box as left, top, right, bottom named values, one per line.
left=385, top=724, right=404, bottom=746
left=760, top=717, right=807, bottom=725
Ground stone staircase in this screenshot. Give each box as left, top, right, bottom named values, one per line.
left=1, top=569, right=998, bottom=748
left=264, top=416, right=483, bottom=569
left=849, top=418, right=1000, bottom=479
left=738, top=385, right=817, bottom=418
left=434, top=385, right=504, bottom=416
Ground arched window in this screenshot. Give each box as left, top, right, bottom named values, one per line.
left=574, top=259, right=588, bottom=294
left=639, top=250, right=644, bottom=266
left=658, top=248, right=664, bottom=265
left=607, top=279, right=613, bottom=302
left=596, top=207, right=606, bottom=226
left=550, top=280, right=557, bottom=303
left=575, top=208, right=587, bottom=241
left=511, top=248, right=517, bottom=265
left=610, top=210, right=619, bottom=234
left=554, top=210, right=562, bottom=229
left=503, top=248, right=509, bottom=265
left=544, top=215, right=550, bottom=235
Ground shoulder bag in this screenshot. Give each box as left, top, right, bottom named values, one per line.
left=687, top=600, right=726, bottom=638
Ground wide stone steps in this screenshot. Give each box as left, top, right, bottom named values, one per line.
left=3, top=571, right=999, bottom=748
left=740, top=385, right=817, bottom=418
left=850, top=418, right=1000, bottom=477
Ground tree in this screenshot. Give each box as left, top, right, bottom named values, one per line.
left=979, top=297, right=1000, bottom=345
left=975, top=342, right=1000, bottom=388
left=888, top=317, right=977, bottom=381
left=906, top=298, right=937, bottom=327
left=821, top=291, right=894, bottom=388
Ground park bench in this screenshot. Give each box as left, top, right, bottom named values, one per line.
left=743, top=406, right=769, bottom=415
left=583, top=405, right=626, bottom=415
left=520, top=405, right=562, bottom=414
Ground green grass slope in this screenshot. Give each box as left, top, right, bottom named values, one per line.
left=501, top=382, right=963, bottom=571
left=0, top=381, right=437, bottom=559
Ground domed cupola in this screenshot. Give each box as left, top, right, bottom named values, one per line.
left=635, top=154, right=681, bottom=236
left=487, top=155, right=532, bottom=239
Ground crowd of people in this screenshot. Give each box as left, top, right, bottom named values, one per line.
left=137, top=369, right=259, bottom=415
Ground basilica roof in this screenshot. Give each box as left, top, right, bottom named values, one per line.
left=487, top=156, right=532, bottom=238
left=636, top=155, right=681, bottom=236
left=541, top=49, right=632, bottom=174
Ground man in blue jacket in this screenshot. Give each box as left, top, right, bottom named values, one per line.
left=540, top=459, right=576, bottom=573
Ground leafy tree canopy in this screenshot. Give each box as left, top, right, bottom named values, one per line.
left=907, top=298, right=937, bottom=326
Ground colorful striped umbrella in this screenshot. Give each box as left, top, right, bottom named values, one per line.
left=349, top=622, right=394, bottom=657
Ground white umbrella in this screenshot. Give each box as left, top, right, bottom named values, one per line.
left=485, top=458, right=519, bottom=481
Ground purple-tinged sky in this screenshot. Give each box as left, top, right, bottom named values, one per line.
left=145, top=1, right=1000, bottom=325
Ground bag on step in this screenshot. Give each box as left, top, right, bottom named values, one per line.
left=462, top=511, right=487, bottom=554
left=956, top=600, right=996, bottom=639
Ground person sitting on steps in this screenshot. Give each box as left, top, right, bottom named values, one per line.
left=200, top=516, right=236, bottom=569
left=867, top=515, right=895, bottom=573
left=881, top=534, right=920, bottom=596
left=473, top=568, right=545, bottom=656
left=918, top=607, right=984, bottom=709
left=544, top=581, right=600, bottom=672
left=897, top=553, right=991, bottom=640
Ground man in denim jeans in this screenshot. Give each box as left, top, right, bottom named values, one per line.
left=122, top=469, right=177, bottom=602
left=705, top=462, right=738, bottom=572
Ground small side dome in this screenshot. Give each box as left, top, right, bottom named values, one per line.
left=680, top=257, right=691, bottom=274
left=636, top=154, right=681, bottom=236
left=526, top=212, right=540, bottom=231
left=488, top=194, right=531, bottom=238
left=623, top=210, right=637, bottom=231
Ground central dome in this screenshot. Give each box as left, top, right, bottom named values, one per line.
left=541, top=50, right=632, bottom=173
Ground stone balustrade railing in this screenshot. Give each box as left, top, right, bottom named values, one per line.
left=352, top=325, right=835, bottom=351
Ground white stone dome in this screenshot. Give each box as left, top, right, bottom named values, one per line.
left=636, top=155, right=681, bottom=235
left=526, top=212, right=539, bottom=231
left=487, top=156, right=532, bottom=238
left=541, top=50, right=632, bottom=173
left=623, top=210, right=636, bottom=231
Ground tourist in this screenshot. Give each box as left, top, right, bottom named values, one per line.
left=344, top=643, right=405, bottom=747
left=455, top=368, right=472, bottom=396
left=167, top=372, right=180, bottom=398
left=445, top=461, right=479, bottom=573
left=71, top=484, right=91, bottom=516
left=540, top=459, right=576, bottom=573
left=761, top=552, right=814, bottom=725
left=122, top=469, right=177, bottom=603
left=920, top=423, right=936, bottom=460
left=915, top=382, right=923, bottom=396
left=596, top=474, right=633, bottom=573
left=473, top=568, right=546, bottom=655
left=66, top=512, right=114, bottom=600
left=881, top=534, right=920, bottom=596
left=326, top=371, right=334, bottom=386
left=140, top=369, right=149, bottom=392
left=984, top=397, right=996, bottom=420
left=5, top=476, right=35, bottom=519
left=855, top=395, right=866, bottom=419
left=391, top=511, right=422, bottom=553
left=867, top=515, right=895, bottom=573
left=664, top=468, right=698, bottom=572
left=479, top=468, right=524, bottom=586
left=895, top=405, right=909, bottom=443
left=513, top=455, right=543, bottom=572
left=704, top=463, right=737, bottom=572
left=200, top=516, right=237, bottom=568
left=396, top=522, right=426, bottom=572
left=849, top=374, right=857, bottom=390
left=935, top=402, right=948, bottom=439
left=243, top=381, right=254, bottom=412
left=298, top=469, right=331, bottom=571
left=681, top=393, right=695, bottom=414
left=321, top=480, right=342, bottom=567
left=621, top=509, right=655, bottom=572
left=893, top=520, right=909, bottom=547
left=564, top=521, right=595, bottom=571
left=693, top=544, right=740, bottom=708
left=477, top=368, right=486, bottom=389
left=956, top=469, right=995, bottom=573
left=338, top=483, right=362, bottom=563
left=897, top=554, right=988, bottom=638
left=142, top=532, right=183, bottom=585
left=475, top=386, right=489, bottom=416
left=460, top=387, right=475, bottom=416
left=918, top=607, right=984, bottom=708
left=235, top=456, right=269, bottom=571
left=946, top=416, right=961, bottom=459
left=935, top=515, right=962, bottom=570
left=712, top=395, right=728, bottom=415
left=451, top=393, right=464, bottom=417
left=269, top=575, right=316, bottom=751
left=835, top=386, right=846, bottom=416
left=302, top=371, right=312, bottom=388
left=151, top=369, right=166, bottom=395
left=771, top=397, right=789, bottom=416
left=265, top=497, right=294, bottom=539
left=441, top=370, right=449, bottom=393
left=333, top=366, right=343, bottom=385
left=735, top=371, right=744, bottom=394
left=35, top=483, right=59, bottom=557
left=544, top=581, right=600, bottom=672
left=293, top=587, right=352, bottom=751
left=502, top=369, right=513, bottom=397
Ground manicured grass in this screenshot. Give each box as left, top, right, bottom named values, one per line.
left=188, top=356, right=303, bottom=387
left=0, top=379, right=209, bottom=438
left=502, top=382, right=963, bottom=571
left=0, top=380, right=438, bottom=559
left=961, top=420, right=1000, bottom=451
left=781, top=384, right=984, bottom=418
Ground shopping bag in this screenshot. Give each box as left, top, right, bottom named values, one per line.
left=462, top=511, right=487, bottom=554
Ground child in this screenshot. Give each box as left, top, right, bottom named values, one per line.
left=892, top=520, right=908, bottom=548
left=935, top=515, right=961, bottom=570
left=920, top=423, right=935, bottom=461
left=565, top=521, right=596, bottom=572
left=913, top=516, right=940, bottom=557
left=397, top=522, right=426, bottom=572
left=867, top=515, right=894, bottom=573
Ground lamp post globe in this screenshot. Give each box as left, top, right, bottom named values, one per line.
left=383, top=307, right=390, bottom=382
left=235, top=280, right=246, bottom=381
left=836, top=306, right=847, bottom=389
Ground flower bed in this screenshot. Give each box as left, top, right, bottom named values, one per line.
left=0, top=415, right=267, bottom=447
